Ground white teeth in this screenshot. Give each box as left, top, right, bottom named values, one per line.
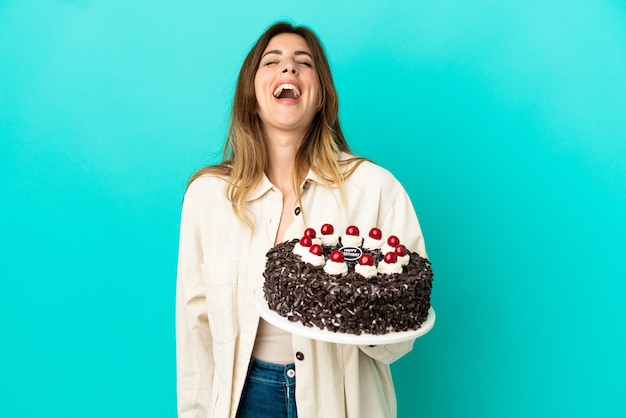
left=273, top=83, right=301, bottom=99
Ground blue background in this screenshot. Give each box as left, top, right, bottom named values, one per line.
left=2, top=1, right=625, bottom=417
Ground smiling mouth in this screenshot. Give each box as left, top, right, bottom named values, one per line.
left=273, top=83, right=301, bottom=99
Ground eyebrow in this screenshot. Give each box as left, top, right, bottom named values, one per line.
left=261, top=50, right=313, bottom=59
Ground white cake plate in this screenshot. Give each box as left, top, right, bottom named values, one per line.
left=254, top=290, right=436, bottom=345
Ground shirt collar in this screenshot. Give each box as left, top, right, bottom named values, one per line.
left=302, top=169, right=324, bottom=186
left=303, top=152, right=352, bottom=188
left=245, top=152, right=352, bottom=201
left=245, top=174, right=275, bottom=202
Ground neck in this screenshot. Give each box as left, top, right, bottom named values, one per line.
left=264, top=131, right=306, bottom=193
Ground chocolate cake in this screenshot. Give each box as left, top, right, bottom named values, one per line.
left=262, top=225, right=433, bottom=335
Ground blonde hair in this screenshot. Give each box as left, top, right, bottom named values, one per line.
left=189, top=22, right=365, bottom=228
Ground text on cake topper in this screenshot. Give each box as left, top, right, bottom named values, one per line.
left=339, top=246, right=363, bottom=262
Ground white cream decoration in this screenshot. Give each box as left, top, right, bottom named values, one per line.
left=323, top=260, right=348, bottom=276
left=320, top=234, right=339, bottom=246
left=293, top=243, right=309, bottom=257
left=355, top=264, right=377, bottom=278
left=362, top=237, right=382, bottom=250
left=341, top=234, right=362, bottom=247
left=380, top=242, right=396, bottom=255
left=301, top=251, right=325, bottom=267
left=377, top=260, right=403, bottom=274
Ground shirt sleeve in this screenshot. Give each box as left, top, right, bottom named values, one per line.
left=176, top=190, right=213, bottom=417
left=358, top=180, right=428, bottom=364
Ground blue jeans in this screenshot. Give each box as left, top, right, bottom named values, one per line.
left=236, top=358, right=298, bottom=418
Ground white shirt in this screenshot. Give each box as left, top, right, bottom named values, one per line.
left=176, top=156, right=428, bottom=418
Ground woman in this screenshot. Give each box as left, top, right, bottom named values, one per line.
left=176, top=21, right=428, bottom=418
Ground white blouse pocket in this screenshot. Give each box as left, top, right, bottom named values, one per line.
left=201, top=262, right=238, bottom=345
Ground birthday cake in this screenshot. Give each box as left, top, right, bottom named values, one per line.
left=262, top=224, right=433, bottom=335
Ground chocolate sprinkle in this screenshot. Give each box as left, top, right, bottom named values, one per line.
left=263, top=239, right=434, bottom=335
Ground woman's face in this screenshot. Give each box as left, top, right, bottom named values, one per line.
left=254, top=33, right=321, bottom=138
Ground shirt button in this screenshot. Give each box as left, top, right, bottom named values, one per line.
left=286, top=369, right=295, bottom=378
left=294, top=207, right=301, bottom=216
left=295, top=352, right=304, bottom=361
left=302, top=181, right=309, bottom=190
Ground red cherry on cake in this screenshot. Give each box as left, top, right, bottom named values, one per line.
left=320, top=223, right=334, bottom=235
left=346, top=225, right=360, bottom=236
left=369, top=227, right=382, bottom=240
left=395, top=244, right=407, bottom=257
left=309, top=244, right=323, bottom=256
left=304, top=227, right=317, bottom=239
left=359, top=254, right=374, bottom=266
left=387, top=235, right=400, bottom=247
left=330, top=250, right=345, bottom=263
left=384, top=252, right=398, bottom=264
left=300, top=236, right=312, bottom=247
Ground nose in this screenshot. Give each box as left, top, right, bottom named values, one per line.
left=282, top=63, right=296, bottom=74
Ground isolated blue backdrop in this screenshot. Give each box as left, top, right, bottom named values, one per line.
left=1, top=1, right=625, bottom=417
